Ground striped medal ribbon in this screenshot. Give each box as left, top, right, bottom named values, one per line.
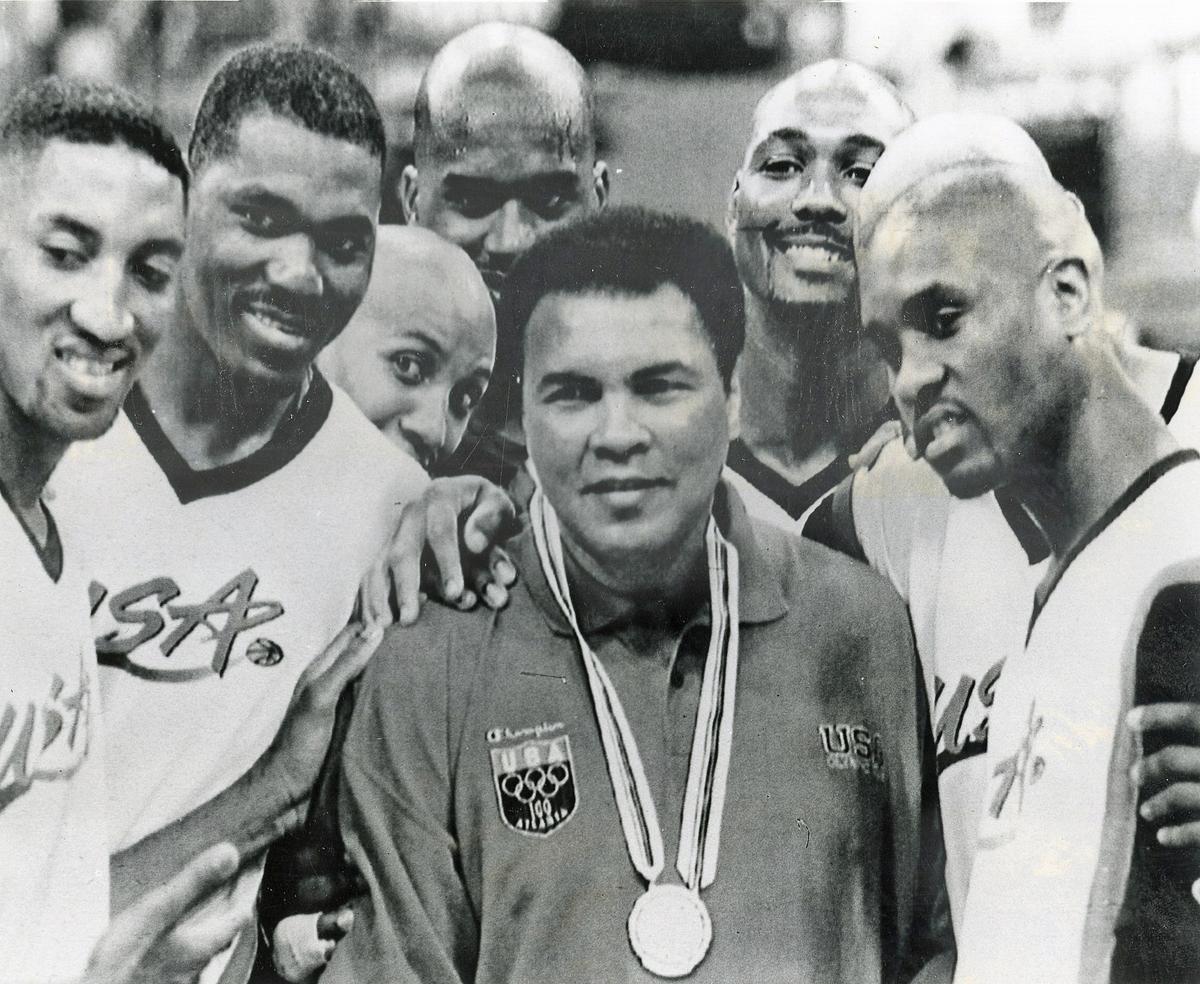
left=529, top=488, right=740, bottom=979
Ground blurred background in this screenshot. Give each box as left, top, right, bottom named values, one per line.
left=3, top=0, right=1195, bottom=352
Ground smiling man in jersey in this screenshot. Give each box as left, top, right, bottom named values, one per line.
left=47, top=45, right=431, bottom=983
left=856, top=114, right=1200, bottom=982
left=320, top=208, right=951, bottom=984
left=724, top=60, right=915, bottom=526
left=400, top=22, right=609, bottom=489
left=0, top=76, right=252, bottom=984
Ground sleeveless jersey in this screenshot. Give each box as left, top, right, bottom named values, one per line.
left=48, top=375, right=427, bottom=982
left=851, top=354, right=1200, bottom=932
left=0, top=497, right=108, bottom=982
left=956, top=453, right=1200, bottom=984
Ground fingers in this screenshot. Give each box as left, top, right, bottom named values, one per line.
left=126, top=842, right=240, bottom=936
left=319, top=623, right=385, bottom=696
left=355, top=557, right=393, bottom=629
left=1140, top=782, right=1200, bottom=831
left=1128, top=703, right=1200, bottom=740
left=273, top=913, right=335, bottom=983
left=316, top=906, right=355, bottom=941
left=847, top=420, right=903, bottom=471
left=1132, top=745, right=1200, bottom=792
left=461, top=482, right=517, bottom=555
left=423, top=495, right=467, bottom=603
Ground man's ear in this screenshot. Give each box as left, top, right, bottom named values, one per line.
left=399, top=165, right=420, bottom=225
left=1041, top=257, right=1092, bottom=340
left=726, top=356, right=742, bottom=443
left=592, top=161, right=610, bottom=210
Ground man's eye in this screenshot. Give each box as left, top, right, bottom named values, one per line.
left=931, top=306, right=963, bottom=339
left=391, top=353, right=428, bottom=385
left=636, top=377, right=689, bottom=398
left=132, top=257, right=177, bottom=294
left=234, top=204, right=281, bottom=236
left=761, top=158, right=803, bottom=177
left=451, top=381, right=485, bottom=419
left=528, top=191, right=572, bottom=219
left=445, top=191, right=499, bottom=221
left=42, top=243, right=87, bottom=270
left=544, top=381, right=595, bottom=404
left=844, top=163, right=874, bottom=187
left=325, top=234, right=370, bottom=265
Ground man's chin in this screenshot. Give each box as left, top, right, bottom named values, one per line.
left=936, top=461, right=1001, bottom=501
left=761, top=272, right=855, bottom=310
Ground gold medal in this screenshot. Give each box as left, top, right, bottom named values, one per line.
left=628, top=884, right=712, bottom=979
left=531, top=490, right=740, bottom=980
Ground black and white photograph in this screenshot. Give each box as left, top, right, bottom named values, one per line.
left=2, top=2, right=1200, bottom=982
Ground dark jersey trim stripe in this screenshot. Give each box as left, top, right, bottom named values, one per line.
left=124, top=371, right=334, bottom=505
left=1026, top=449, right=1200, bottom=643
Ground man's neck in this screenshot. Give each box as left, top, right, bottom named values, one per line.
left=559, top=521, right=711, bottom=628
left=0, top=399, right=67, bottom=543
left=139, top=301, right=306, bottom=470
left=738, top=291, right=888, bottom=484
left=1013, top=351, right=1181, bottom=566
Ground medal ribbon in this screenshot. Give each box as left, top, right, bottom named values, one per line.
left=529, top=487, right=740, bottom=891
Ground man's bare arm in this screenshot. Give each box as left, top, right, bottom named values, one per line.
left=109, top=623, right=383, bottom=912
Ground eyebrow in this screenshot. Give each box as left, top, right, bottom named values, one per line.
left=442, top=171, right=581, bottom=194
left=138, top=237, right=184, bottom=259
left=630, top=361, right=697, bottom=381
left=757, top=129, right=886, bottom=156
left=43, top=215, right=99, bottom=247
left=231, top=186, right=373, bottom=226
left=398, top=330, right=446, bottom=358
left=534, top=370, right=593, bottom=391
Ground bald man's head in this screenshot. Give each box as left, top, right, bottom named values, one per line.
left=856, top=114, right=1105, bottom=499
left=400, top=23, right=608, bottom=297
left=729, top=59, right=915, bottom=311
left=318, top=225, right=495, bottom=471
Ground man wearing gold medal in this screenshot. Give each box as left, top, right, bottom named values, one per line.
left=322, top=207, right=952, bottom=983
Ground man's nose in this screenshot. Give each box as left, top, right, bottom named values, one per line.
left=483, top=200, right=539, bottom=263
left=266, top=234, right=323, bottom=296
left=69, top=262, right=135, bottom=343
left=792, top=165, right=849, bottom=226
left=402, top=393, right=451, bottom=468
left=591, top=393, right=650, bottom=460
left=891, top=338, right=946, bottom=420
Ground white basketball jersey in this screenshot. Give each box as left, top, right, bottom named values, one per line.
left=0, top=498, right=108, bottom=983
left=956, top=453, right=1200, bottom=984
left=851, top=352, right=1200, bottom=933
left=49, top=376, right=427, bottom=982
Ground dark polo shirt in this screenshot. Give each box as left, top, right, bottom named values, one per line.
left=324, top=482, right=950, bottom=984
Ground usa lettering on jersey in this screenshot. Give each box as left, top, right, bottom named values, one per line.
left=933, top=658, right=1004, bottom=775
left=0, top=660, right=92, bottom=811
left=89, top=568, right=285, bottom=680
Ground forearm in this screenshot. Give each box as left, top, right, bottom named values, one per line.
left=110, top=758, right=301, bottom=914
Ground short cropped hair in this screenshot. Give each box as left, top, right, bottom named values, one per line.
left=188, top=43, right=385, bottom=176
left=500, top=207, right=745, bottom=388
left=0, top=76, right=187, bottom=195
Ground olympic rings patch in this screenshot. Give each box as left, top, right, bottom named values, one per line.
left=490, top=735, right=578, bottom=837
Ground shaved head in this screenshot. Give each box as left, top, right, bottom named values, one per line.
left=414, top=22, right=595, bottom=164
left=319, top=225, right=495, bottom=470
left=857, top=113, right=1102, bottom=298
left=745, top=59, right=914, bottom=167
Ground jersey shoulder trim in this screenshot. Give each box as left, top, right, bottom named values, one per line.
left=123, top=371, right=334, bottom=504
